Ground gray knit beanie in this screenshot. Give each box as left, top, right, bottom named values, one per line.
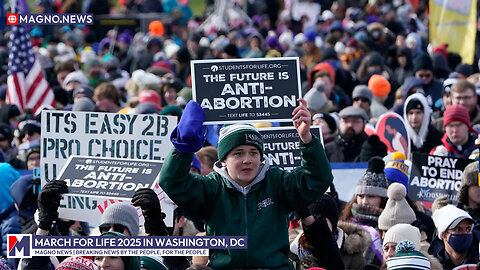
left=378, top=183, right=416, bottom=231
left=72, top=97, right=96, bottom=112
left=457, top=161, right=478, bottom=205
left=355, top=157, right=388, bottom=198
left=101, top=203, right=139, bottom=236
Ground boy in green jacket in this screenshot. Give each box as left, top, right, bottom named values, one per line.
left=159, top=98, right=333, bottom=269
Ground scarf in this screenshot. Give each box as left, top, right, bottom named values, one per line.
left=351, top=203, right=383, bottom=228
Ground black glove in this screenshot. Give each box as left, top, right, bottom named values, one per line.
left=37, top=180, right=68, bottom=230
left=293, top=207, right=311, bottom=220
left=132, top=188, right=168, bottom=236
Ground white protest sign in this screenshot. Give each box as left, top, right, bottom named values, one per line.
left=41, top=110, right=177, bottom=226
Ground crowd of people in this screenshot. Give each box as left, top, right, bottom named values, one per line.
left=1, top=0, right=480, bottom=269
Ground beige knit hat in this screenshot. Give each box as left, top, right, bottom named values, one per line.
left=378, top=183, right=416, bottom=231
left=383, top=224, right=421, bottom=251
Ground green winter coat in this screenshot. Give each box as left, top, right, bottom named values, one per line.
left=158, top=136, right=333, bottom=269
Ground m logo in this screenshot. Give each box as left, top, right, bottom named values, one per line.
left=7, top=234, right=31, bottom=258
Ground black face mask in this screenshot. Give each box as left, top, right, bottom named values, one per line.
left=448, top=233, right=473, bottom=253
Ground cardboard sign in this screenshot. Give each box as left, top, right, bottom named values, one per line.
left=258, top=126, right=322, bottom=171
left=376, top=112, right=410, bottom=158
left=191, top=57, right=302, bottom=124
left=409, top=152, right=473, bottom=203
left=41, top=110, right=177, bottom=226
left=57, top=156, right=163, bottom=200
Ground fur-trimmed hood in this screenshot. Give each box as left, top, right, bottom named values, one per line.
left=337, top=220, right=372, bottom=254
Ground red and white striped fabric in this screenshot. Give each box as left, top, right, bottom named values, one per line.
left=7, top=25, right=55, bottom=114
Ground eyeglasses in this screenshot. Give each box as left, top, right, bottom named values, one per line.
left=452, top=95, right=474, bottom=102
left=417, top=73, right=432, bottom=79
left=99, top=224, right=127, bottom=234
left=0, top=136, right=7, bottom=141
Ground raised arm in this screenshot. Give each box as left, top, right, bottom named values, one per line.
left=292, top=98, right=312, bottom=144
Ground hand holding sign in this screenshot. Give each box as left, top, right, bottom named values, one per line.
left=37, top=180, right=69, bottom=230
left=292, top=98, right=312, bottom=143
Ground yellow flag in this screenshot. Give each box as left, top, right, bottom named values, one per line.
left=430, top=0, right=477, bottom=64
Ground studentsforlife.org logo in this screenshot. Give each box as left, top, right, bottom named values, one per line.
left=7, top=13, right=93, bottom=25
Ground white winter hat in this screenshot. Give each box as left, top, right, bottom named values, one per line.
left=432, top=204, right=473, bottom=239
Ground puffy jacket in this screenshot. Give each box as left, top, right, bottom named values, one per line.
left=159, top=137, right=333, bottom=269
left=1, top=204, right=21, bottom=268
left=428, top=232, right=479, bottom=270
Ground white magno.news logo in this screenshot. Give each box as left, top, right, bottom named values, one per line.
left=211, top=65, right=219, bottom=72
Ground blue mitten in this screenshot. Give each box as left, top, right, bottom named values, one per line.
left=170, top=101, right=207, bottom=153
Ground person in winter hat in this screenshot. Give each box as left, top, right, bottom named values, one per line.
left=429, top=205, right=479, bottom=269
left=325, top=106, right=387, bottom=162
left=159, top=99, right=333, bottom=269
left=358, top=134, right=388, bottom=162
left=56, top=256, right=98, bottom=270
left=312, top=113, right=338, bottom=144
left=99, top=203, right=139, bottom=236
left=430, top=104, right=478, bottom=158
left=404, top=93, right=443, bottom=154
left=0, top=163, right=21, bottom=267
left=384, top=152, right=410, bottom=190
left=289, top=194, right=345, bottom=269
left=307, top=62, right=338, bottom=113
left=9, top=175, right=38, bottom=234
left=352, top=85, right=373, bottom=119
left=291, top=194, right=373, bottom=270
left=94, top=231, right=141, bottom=270
left=386, top=240, right=430, bottom=270
left=433, top=80, right=480, bottom=131
left=340, top=157, right=388, bottom=267
left=345, top=156, right=388, bottom=226
left=382, top=224, right=448, bottom=269
left=378, top=183, right=416, bottom=232
left=304, top=81, right=328, bottom=113
left=414, top=53, right=444, bottom=105
left=383, top=224, right=422, bottom=261
left=368, top=74, right=390, bottom=119
left=456, top=161, right=480, bottom=223
left=354, top=157, right=389, bottom=199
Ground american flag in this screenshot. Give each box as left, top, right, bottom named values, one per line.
left=7, top=25, right=55, bottom=114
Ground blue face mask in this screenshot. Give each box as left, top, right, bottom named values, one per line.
left=448, top=233, right=473, bottom=253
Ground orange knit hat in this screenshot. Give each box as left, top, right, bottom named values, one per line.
left=368, top=74, right=391, bottom=97
left=149, top=20, right=164, bottom=36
